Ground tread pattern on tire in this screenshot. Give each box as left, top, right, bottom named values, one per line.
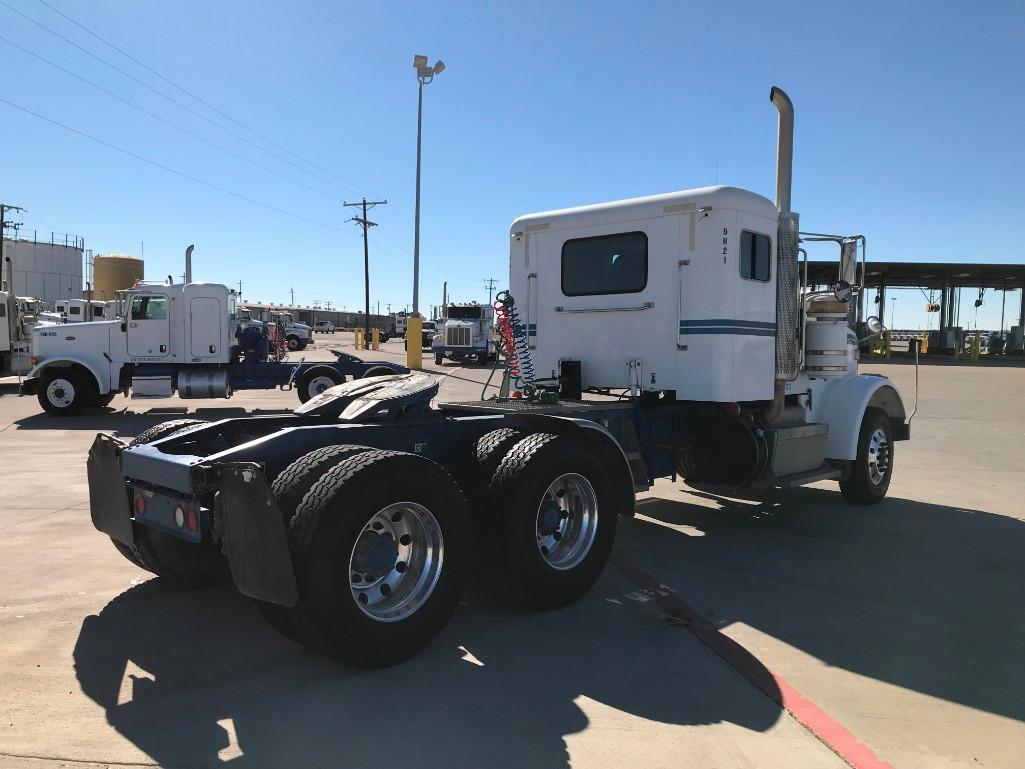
left=129, top=419, right=206, bottom=448
left=270, top=444, right=372, bottom=523
left=491, top=432, right=559, bottom=488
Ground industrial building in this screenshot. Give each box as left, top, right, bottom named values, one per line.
left=1, top=230, right=84, bottom=305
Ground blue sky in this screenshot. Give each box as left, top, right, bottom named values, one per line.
left=2, top=0, right=1023, bottom=329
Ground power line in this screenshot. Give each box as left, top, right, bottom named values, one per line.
left=0, top=96, right=340, bottom=229
left=0, top=33, right=342, bottom=202
left=0, top=0, right=359, bottom=197
left=483, top=277, right=498, bottom=304
left=34, top=0, right=376, bottom=199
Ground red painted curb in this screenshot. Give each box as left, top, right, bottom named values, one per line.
left=610, top=554, right=895, bottom=769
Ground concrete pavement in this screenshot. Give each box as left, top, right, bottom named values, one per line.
left=1, top=341, right=1022, bottom=768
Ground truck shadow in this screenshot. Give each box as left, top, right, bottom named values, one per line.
left=622, top=487, right=1025, bottom=724
left=70, top=487, right=1024, bottom=767
left=72, top=571, right=783, bottom=768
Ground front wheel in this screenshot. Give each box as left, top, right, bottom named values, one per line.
left=37, top=368, right=96, bottom=416
left=484, top=433, right=619, bottom=609
left=840, top=408, right=894, bottom=505
left=286, top=335, right=301, bottom=351
left=288, top=450, right=470, bottom=667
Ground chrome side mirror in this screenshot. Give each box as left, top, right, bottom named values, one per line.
left=858, top=315, right=885, bottom=344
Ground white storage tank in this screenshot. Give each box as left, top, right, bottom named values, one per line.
left=2, top=233, right=84, bottom=305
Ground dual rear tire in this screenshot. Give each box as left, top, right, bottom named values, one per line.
left=255, top=429, right=619, bottom=666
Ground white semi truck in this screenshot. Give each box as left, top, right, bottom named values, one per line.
left=432, top=301, right=497, bottom=364
left=85, top=86, right=910, bottom=668
left=21, top=281, right=407, bottom=414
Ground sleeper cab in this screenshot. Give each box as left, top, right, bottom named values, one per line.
left=509, top=185, right=779, bottom=402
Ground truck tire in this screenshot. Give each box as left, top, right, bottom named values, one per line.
left=840, top=408, right=894, bottom=505
left=287, top=449, right=470, bottom=667
left=37, top=367, right=96, bottom=416
left=362, top=366, right=397, bottom=378
left=129, top=418, right=207, bottom=447
left=296, top=366, right=344, bottom=403
left=475, top=350, right=488, bottom=365
left=287, top=335, right=301, bottom=351
left=109, top=418, right=229, bottom=587
left=485, top=433, right=618, bottom=609
left=255, top=444, right=374, bottom=642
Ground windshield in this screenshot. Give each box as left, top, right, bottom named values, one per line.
left=447, top=306, right=483, bottom=320
left=423, top=322, right=436, bottom=331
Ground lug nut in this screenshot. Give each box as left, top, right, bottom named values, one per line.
left=395, top=561, right=407, bottom=573
left=380, top=583, right=392, bottom=597
left=399, top=534, right=412, bottom=546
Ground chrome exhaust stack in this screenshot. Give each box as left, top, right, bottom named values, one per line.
left=767, top=86, right=800, bottom=422
left=185, top=244, right=194, bottom=284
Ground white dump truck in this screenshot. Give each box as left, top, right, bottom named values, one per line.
left=433, top=301, right=497, bottom=364
left=84, top=86, right=910, bottom=668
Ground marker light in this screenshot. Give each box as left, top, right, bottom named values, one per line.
left=174, top=506, right=186, bottom=529
left=134, top=492, right=146, bottom=516
left=186, top=509, right=198, bottom=533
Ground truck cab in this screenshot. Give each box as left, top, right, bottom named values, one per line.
left=433, top=302, right=496, bottom=365
left=54, top=299, right=110, bottom=322
left=265, top=310, right=312, bottom=351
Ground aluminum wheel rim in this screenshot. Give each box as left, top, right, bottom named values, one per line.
left=46, top=378, right=76, bottom=408
left=348, top=501, right=444, bottom=623
left=307, top=375, right=336, bottom=399
left=535, top=472, right=599, bottom=571
left=866, top=428, right=891, bottom=486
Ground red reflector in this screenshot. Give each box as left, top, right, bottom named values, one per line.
left=511, top=391, right=523, bottom=399
left=134, top=493, right=146, bottom=516
left=724, top=402, right=742, bottom=417
left=186, top=509, right=198, bottom=533
left=30, top=356, right=40, bottom=366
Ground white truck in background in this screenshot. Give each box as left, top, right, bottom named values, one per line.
left=432, top=301, right=497, bottom=364
left=1, top=290, right=51, bottom=376
left=263, top=309, right=313, bottom=351
left=54, top=299, right=111, bottom=322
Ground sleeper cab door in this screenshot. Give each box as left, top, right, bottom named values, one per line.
left=126, top=294, right=170, bottom=357
left=189, top=295, right=224, bottom=360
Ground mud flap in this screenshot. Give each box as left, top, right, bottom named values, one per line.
left=87, top=433, right=134, bottom=546
left=215, top=463, right=298, bottom=607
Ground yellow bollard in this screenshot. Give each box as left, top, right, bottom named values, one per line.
left=406, top=316, right=423, bottom=369
left=920, top=334, right=928, bottom=354
left=971, top=333, right=981, bottom=361
left=883, top=330, right=892, bottom=359
left=371, top=328, right=380, bottom=351
left=353, top=328, right=360, bottom=348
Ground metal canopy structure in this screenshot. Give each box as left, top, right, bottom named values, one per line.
left=806, top=261, right=1025, bottom=336
left=807, top=261, right=1025, bottom=291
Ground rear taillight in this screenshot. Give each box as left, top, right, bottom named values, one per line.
left=186, top=509, right=198, bottom=533
left=174, top=506, right=186, bottom=529
left=134, top=492, right=146, bottom=516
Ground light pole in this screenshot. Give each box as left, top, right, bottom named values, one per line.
left=411, top=54, right=445, bottom=317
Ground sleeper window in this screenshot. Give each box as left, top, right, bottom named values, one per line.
left=561, top=231, right=648, bottom=296
left=741, top=231, right=771, bottom=282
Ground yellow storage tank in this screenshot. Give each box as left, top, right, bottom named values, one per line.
left=93, top=254, right=144, bottom=300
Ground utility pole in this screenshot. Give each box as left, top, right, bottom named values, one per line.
left=238, top=280, right=243, bottom=300
left=483, top=277, right=497, bottom=305
left=442, top=281, right=447, bottom=317
left=1, top=203, right=26, bottom=346
left=289, top=287, right=295, bottom=307
left=344, top=197, right=387, bottom=349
